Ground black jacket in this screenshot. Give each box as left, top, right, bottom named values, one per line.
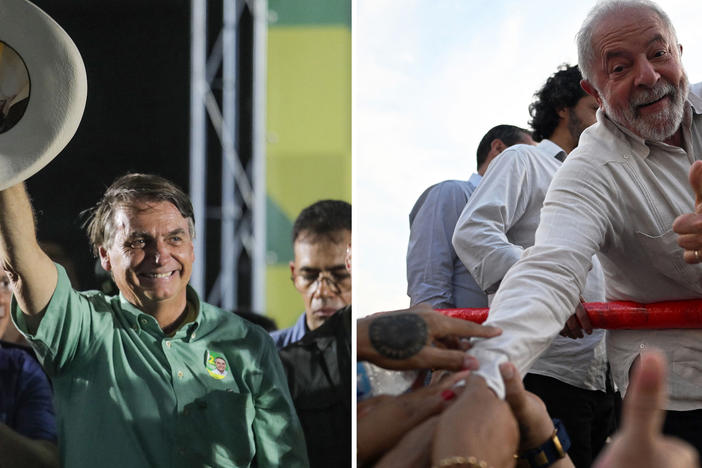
left=279, top=306, right=351, bottom=468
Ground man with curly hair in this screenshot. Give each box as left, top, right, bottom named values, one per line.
left=453, top=64, right=616, bottom=466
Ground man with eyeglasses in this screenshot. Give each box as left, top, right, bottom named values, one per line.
left=270, top=199, right=352, bottom=349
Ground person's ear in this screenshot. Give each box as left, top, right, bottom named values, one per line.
left=581, top=79, right=602, bottom=107
left=490, top=138, right=507, bottom=155
left=98, top=246, right=112, bottom=272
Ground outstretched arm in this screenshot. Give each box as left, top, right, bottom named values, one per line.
left=0, top=184, right=57, bottom=324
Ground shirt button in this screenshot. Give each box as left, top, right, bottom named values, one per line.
left=191, top=332, right=196, bottom=340
left=140, top=318, right=147, bottom=325
left=177, top=371, right=184, bottom=378
left=640, top=343, right=646, bottom=349
left=165, top=341, right=171, bottom=348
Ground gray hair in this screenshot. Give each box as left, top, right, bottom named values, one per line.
left=576, top=0, right=678, bottom=82
left=83, top=173, right=195, bottom=256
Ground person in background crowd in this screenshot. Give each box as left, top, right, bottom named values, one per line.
left=0, top=344, right=58, bottom=468
left=271, top=199, right=351, bottom=349
left=407, top=124, right=534, bottom=309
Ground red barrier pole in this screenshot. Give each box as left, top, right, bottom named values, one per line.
left=439, top=299, right=702, bottom=329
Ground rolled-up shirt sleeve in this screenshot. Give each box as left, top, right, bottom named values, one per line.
left=467, top=153, right=613, bottom=398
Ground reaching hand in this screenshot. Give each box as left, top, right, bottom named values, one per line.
left=374, top=416, right=439, bottom=468
left=356, top=370, right=470, bottom=465
left=593, top=350, right=699, bottom=468
left=559, top=297, right=593, bottom=339
left=432, top=373, right=519, bottom=468
left=357, top=303, right=501, bottom=371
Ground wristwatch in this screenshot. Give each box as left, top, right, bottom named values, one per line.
left=516, top=418, right=571, bottom=468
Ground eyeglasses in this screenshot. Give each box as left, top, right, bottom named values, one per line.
left=292, top=268, right=351, bottom=295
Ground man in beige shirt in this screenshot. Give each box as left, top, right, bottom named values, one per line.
left=465, top=0, right=702, bottom=454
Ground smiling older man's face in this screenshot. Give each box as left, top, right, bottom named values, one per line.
left=583, top=6, right=688, bottom=142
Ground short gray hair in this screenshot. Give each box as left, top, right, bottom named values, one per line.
left=83, top=173, right=195, bottom=256
left=576, top=0, right=678, bottom=82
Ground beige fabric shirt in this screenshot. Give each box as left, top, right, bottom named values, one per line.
left=453, top=139, right=608, bottom=391
left=470, top=83, right=702, bottom=410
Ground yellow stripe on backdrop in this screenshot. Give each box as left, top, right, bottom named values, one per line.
left=265, top=2, right=351, bottom=329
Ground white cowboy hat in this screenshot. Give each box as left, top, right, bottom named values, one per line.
left=0, top=0, right=87, bottom=190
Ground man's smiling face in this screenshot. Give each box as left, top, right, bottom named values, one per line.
left=584, top=6, right=688, bottom=142
left=99, top=199, right=194, bottom=314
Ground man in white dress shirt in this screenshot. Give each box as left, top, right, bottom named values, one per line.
left=462, top=0, right=702, bottom=454
left=453, top=64, right=614, bottom=467
left=407, top=125, right=534, bottom=309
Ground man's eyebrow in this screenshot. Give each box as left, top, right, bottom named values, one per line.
left=126, top=231, right=151, bottom=239
left=125, top=228, right=187, bottom=239
left=604, top=34, right=668, bottom=62
left=298, top=264, right=347, bottom=272
left=647, top=33, right=667, bottom=48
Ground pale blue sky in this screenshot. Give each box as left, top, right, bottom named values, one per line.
left=353, top=0, right=702, bottom=314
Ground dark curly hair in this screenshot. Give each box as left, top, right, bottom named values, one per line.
left=292, top=199, right=351, bottom=243
left=528, top=64, right=586, bottom=142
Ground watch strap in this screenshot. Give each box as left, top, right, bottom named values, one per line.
left=516, top=418, right=571, bottom=468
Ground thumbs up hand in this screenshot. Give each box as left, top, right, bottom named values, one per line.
left=673, top=161, right=702, bottom=263
left=593, top=350, right=698, bottom=468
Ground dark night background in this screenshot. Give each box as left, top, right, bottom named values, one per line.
left=27, top=0, right=250, bottom=300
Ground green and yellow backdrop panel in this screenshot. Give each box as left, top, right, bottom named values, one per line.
left=265, top=0, right=351, bottom=328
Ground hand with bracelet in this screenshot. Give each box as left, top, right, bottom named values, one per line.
left=500, top=362, right=574, bottom=468
left=357, top=303, right=502, bottom=372
left=431, top=365, right=573, bottom=468
left=432, top=373, right=519, bottom=468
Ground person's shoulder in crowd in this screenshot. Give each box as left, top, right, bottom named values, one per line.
left=410, top=179, right=475, bottom=225
left=282, top=305, right=351, bottom=351
left=270, top=312, right=307, bottom=349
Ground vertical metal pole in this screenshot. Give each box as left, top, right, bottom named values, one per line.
left=220, top=0, right=237, bottom=309
left=190, top=0, right=207, bottom=297
left=251, top=0, right=268, bottom=313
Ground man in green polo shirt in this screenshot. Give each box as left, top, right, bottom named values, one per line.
left=2, top=174, right=309, bottom=467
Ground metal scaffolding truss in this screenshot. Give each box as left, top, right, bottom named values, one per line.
left=189, top=0, right=267, bottom=312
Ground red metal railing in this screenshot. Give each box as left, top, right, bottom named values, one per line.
left=439, top=299, right=702, bottom=329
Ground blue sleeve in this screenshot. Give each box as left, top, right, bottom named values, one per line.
left=407, top=182, right=469, bottom=308
left=13, top=351, right=57, bottom=441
